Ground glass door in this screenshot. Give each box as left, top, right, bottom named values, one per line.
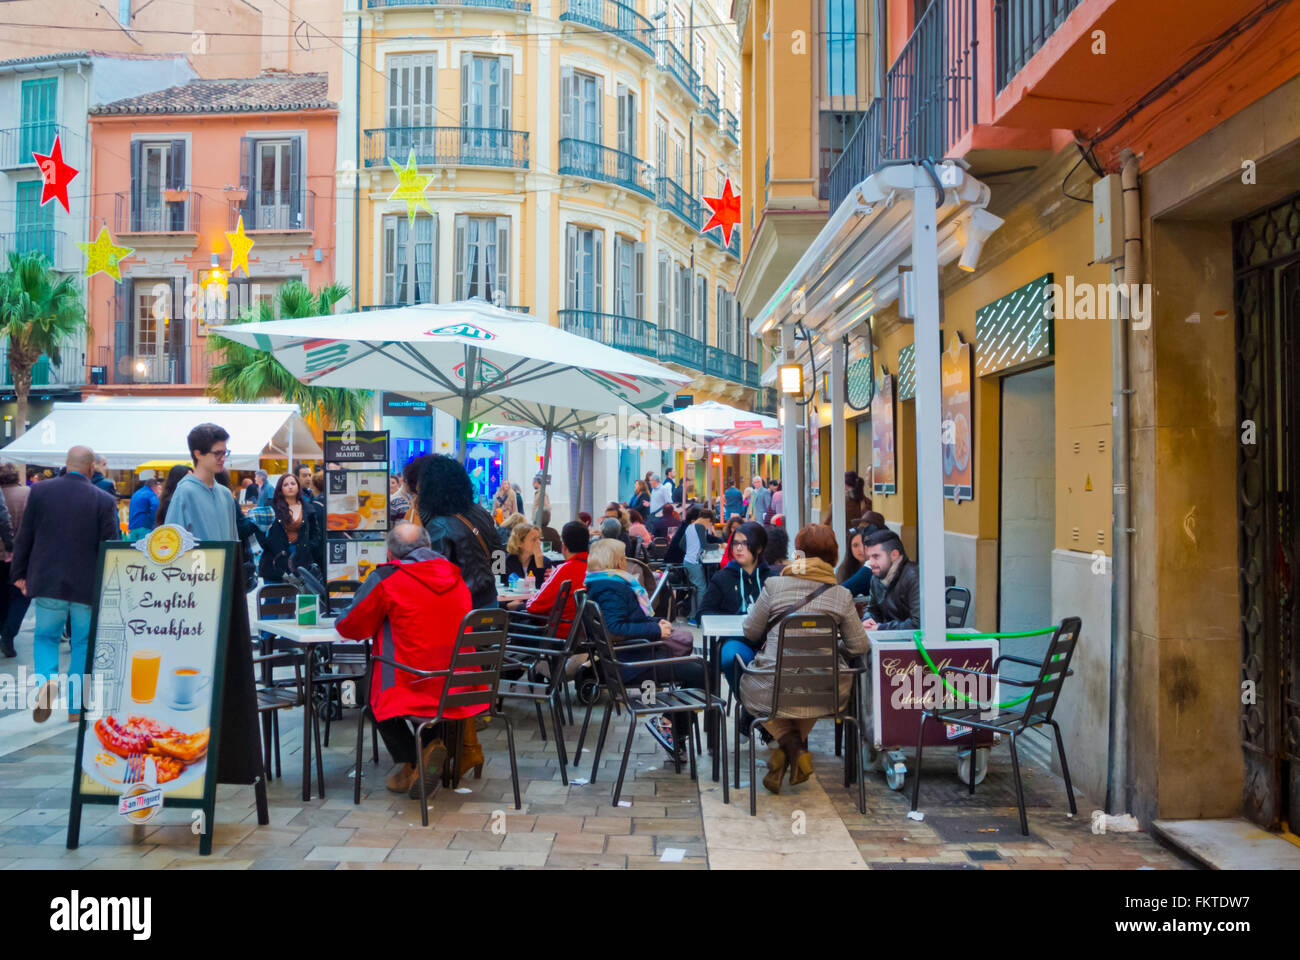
left=140, top=143, right=169, bottom=232
left=134, top=283, right=174, bottom=382
left=257, top=140, right=291, bottom=230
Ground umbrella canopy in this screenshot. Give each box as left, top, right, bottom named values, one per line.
left=664, top=400, right=776, bottom=437
left=711, top=425, right=782, bottom=455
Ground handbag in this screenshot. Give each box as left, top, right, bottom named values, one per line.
left=747, top=582, right=834, bottom=650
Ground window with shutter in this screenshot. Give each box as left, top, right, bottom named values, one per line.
left=560, top=67, right=574, bottom=140
left=656, top=251, right=669, bottom=328
left=634, top=242, right=645, bottom=321
left=384, top=213, right=437, bottom=304
left=19, top=78, right=57, bottom=160
left=716, top=287, right=724, bottom=349
left=388, top=53, right=437, bottom=161
left=565, top=224, right=579, bottom=310
left=696, top=275, right=707, bottom=344
left=495, top=216, right=511, bottom=307
left=462, top=54, right=511, bottom=163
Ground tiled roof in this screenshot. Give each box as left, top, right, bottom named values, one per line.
left=90, top=73, right=332, bottom=116
left=0, top=51, right=91, bottom=68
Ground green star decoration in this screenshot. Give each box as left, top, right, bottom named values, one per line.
left=388, top=150, right=434, bottom=224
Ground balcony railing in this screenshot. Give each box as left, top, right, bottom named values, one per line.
left=658, top=328, right=703, bottom=369
left=699, top=84, right=720, bottom=124
left=705, top=346, right=744, bottom=382
left=559, top=309, right=657, bottom=359
left=363, top=303, right=530, bottom=313
left=0, top=346, right=86, bottom=387
left=113, top=191, right=201, bottom=235
left=366, top=0, right=530, bottom=8
left=97, top=343, right=217, bottom=387
left=558, top=139, right=656, bottom=198
left=0, top=123, right=69, bottom=170
left=744, top=360, right=759, bottom=389
left=559, top=0, right=654, bottom=58
left=755, top=386, right=777, bottom=416
left=0, top=229, right=66, bottom=271
left=994, top=0, right=1083, bottom=93
left=656, top=175, right=695, bottom=228
left=827, top=0, right=979, bottom=213
left=364, top=126, right=530, bottom=169
left=229, top=188, right=315, bottom=232
left=656, top=38, right=699, bottom=103
left=723, top=108, right=739, bottom=144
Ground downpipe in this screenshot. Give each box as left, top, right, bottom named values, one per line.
left=1106, top=149, right=1140, bottom=815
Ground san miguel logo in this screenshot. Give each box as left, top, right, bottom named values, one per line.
left=425, top=323, right=495, bottom=341
left=453, top=358, right=508, bottom=387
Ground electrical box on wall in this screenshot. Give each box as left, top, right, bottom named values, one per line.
left=1093, top=174, right=1124, bottom=263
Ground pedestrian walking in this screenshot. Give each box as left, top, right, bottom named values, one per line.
left=127, top=472, right=161, bottom=541
left=165, top=423, right=238, bottom=540
left=0, top=462, right=29, bottom=658
left=11, top=446, right=119, bottom=721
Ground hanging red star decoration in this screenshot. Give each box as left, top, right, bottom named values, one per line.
left=701, top=177, right=741, bottom=246
left=32, top=135, right=78, bottom=214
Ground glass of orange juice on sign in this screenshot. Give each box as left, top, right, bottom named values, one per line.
left=130, top=649, right=162, bottom=704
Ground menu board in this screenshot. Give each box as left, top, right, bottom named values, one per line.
left=326, top=538, right=386, bottom=583
left=326, top=470, right=390, bottom=533
left=871, top=638, right=999, bottom=749
left=872, top=372, right=897, bottom=496
left=324, top=429, right=389, bottom=583
left=941, top=334, right=974, bottom=502
left=68, top=526, right=234, bottom=849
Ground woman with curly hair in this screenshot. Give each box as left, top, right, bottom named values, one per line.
left=418, top=455, right=501, bottom=611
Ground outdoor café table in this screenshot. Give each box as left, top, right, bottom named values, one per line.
left=498, top=589, right=535, bottom=605
left=699, top=613, right=748, bottom=752
left=543, top=551, right=564, bottom=565
left=254, top=615, right=363, bottom=801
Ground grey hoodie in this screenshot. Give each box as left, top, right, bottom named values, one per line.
left=165, top=472, right=238, bottom=541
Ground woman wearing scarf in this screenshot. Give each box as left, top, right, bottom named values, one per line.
left=739, top=524, right=870, bottom=795
left=700, top=522, right=773, bottom=695
left=584, top=538, right=704, bottom=763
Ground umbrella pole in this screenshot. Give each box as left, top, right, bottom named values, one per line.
left=537, top=408, right=554, bottom=527
left=458, top=347, right=479, bottom=465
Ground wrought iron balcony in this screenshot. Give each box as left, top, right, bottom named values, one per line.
left=699, top=84, right=720, bottom=125
left=558, top=139, right=656, bottom=198
left=700, top=204, right=741, bottom=260
left=559, top=0, right=654, bottom=58
left=722, top=108, right=739, bottom=145
left=656, top=175, right=695, bottom=229
left=364, top=302, right=530, bottom=313
left=364, top=126, right=530, bottom=169
left=113, top=191, right=201, bottom=234
left=705, top=346, right=744, bottom=382
left=0, top=229, right=66, bottom=271
left=559, top=309, right=657, bottom=359
left=96, top=343, right=215, bottom=387
left=366, top=0, right=530, bottom=9
left=228, top=188, right=315, bottom=232
left=0, top=123, right=69, bottom=170
left=744, top=360, right=759, bottom=389
left=995, top=0, right=1083, bottom=92
left=826, top=0, right=979, bottom=213
left=656, top=38, right=699, bottom=103
left=0, top=345, right=85, bottom=387
left=657, top=328, right=703, bottom=370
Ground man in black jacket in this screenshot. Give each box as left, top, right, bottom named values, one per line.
left=861, top=529, right=921, bottom=632
left=12, top=445, right=119, bottom=722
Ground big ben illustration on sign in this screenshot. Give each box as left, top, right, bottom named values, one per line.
left=92, top=564, right=127, bottom=716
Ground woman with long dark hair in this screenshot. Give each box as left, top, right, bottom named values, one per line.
left=418, top=455, right=500, bottom=612
left=256, top=473, right=324, bottom=582
left=155, top=464, right=193, bottom=525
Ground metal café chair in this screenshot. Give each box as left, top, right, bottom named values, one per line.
left=910, top=617, right=1083, bottom=836
left=353, top=608, right=520, bottom=824
left=734, top=613, right=867, bottom=816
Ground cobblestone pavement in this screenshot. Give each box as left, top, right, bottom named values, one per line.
left=0, top=628, right=1191, bottom=870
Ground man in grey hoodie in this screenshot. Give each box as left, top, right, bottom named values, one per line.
left=166, top=423, right=238, bottom=540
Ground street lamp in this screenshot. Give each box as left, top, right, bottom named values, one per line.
left=778, top=363, right=803, bottom=396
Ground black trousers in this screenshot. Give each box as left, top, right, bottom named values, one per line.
left=620, top=660, right=708, bottom=740
left=376, top=716, right=448, bottom=765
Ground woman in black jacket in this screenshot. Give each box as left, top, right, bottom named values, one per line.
left=418, top=455, right=501, bottom=611
left=699, top=523, right=773, bottom=693
left=256, top=473, right=324, bottom=582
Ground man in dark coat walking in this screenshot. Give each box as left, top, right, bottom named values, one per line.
left=12, top=445, right=119, bottom=721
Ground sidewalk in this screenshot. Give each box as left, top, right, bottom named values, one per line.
left=0, top=620, right=1191, bottom=870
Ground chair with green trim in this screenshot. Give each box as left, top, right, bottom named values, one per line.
left=909, top=617, right=1082, bottom=836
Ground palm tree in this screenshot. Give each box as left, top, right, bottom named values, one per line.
left=207, top=280, right=371, bottom=429
left=0, top=251, right=86, bottom=437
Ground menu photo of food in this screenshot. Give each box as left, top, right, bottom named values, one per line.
left=327, top=537, right=386, bottom=583
left=327, top=470, right=389, bottom=533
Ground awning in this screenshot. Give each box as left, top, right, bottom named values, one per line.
left=710, top=426, right=782, bottom=455
left=1, top=400, right=321, bottom=470
left=664, top=400, right=776, bottom=437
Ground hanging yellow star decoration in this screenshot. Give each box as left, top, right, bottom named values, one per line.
left=77, top=226, right=133, bottom=282
left=225, top=215, right=255, bottom=275
left=388, top=150, right=434, bottom=223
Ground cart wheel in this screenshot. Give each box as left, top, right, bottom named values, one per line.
left=956, top=747, right=990, bottom=786
left=881, top=750, right=906, bottom=791
left=577, top=678, right=600, bottom=706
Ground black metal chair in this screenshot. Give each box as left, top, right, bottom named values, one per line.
left=353, top=608, right=520, bottom=825
left=319, top=578, right=368, bottom=747
left=945, top=586, right=972, bottom=628
left=910, top=616, right=1082, bottom=835
left=733, top=614, right=867, bottom=816
left=252, top=650, right=310, bottom=782
left=504, top=579, right=575, bottom=723
left=584, top=602, right=729, bottom=807
left=646, top=537, right=669, bottom=564
left=498, top=590, right=589, bottom=786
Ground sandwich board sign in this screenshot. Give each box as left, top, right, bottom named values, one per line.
left=67, top=525, right=236, bottom=856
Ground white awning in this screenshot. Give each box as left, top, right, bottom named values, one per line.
left=0, top=400, right=322, bottom=470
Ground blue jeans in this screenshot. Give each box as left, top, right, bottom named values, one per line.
left=33, top=597, right=92, bottom=709
left=719, top=640, right=756, bottom=695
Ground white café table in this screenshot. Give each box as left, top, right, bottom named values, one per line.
left=698, top=614, right=749, bottom=751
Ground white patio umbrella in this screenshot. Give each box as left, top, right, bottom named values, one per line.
left=664, top=399, right=777, bottom=437
left=210, top=300, right=694, bottom=515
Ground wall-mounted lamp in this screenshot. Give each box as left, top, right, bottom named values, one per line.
left=960, top=208, right=1004, bottom=272
left=778, top=363, right=803, bottom=396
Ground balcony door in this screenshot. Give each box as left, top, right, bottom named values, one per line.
left=387, top=53, right=437, bottom=163
left=257, top=141, right=292, bottom=229
left=19, top=77, right=57, bottom=160
left=383, top=213, right=437, bottom=305
left=565, top=225, right=604, bottom=325
left=133, top=281, right=178, bottom=383
left=455, top=215, right=510, bottom=306
left=561, top=68, right=603, bottom=144
left=131, top=140, right=185, bottom=232
left=613, top=235, right=644, bottom=320
left=616, top=84, right=637, bottom=185
left=461, top=54, right=512, bottom=164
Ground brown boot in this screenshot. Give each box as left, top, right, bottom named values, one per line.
left=410, top=738, right=448, bottom=800
left=779, top=731, right=813, bottom=785
left=385, top=763, right=417, bottom=793
left=458, top=718, right=484, bottom=778
left=762, top=747, right=788, bottom=794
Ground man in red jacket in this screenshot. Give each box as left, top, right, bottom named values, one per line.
left=336, top=522, right=475, bottom=798
left=511, top=520, right=589, bottom=638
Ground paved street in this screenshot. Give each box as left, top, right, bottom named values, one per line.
left=0, top=623, right=1190, bottom=870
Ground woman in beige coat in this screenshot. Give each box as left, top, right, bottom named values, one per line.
left=739, top=523, right=870, bottom=794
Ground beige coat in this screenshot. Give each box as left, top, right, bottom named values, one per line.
left=738, top=560, right=871, bottom=719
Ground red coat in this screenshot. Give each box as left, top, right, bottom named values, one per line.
left=525, top=552, right=587, bottom=638
left=336, top=547, right=484, bottom=722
